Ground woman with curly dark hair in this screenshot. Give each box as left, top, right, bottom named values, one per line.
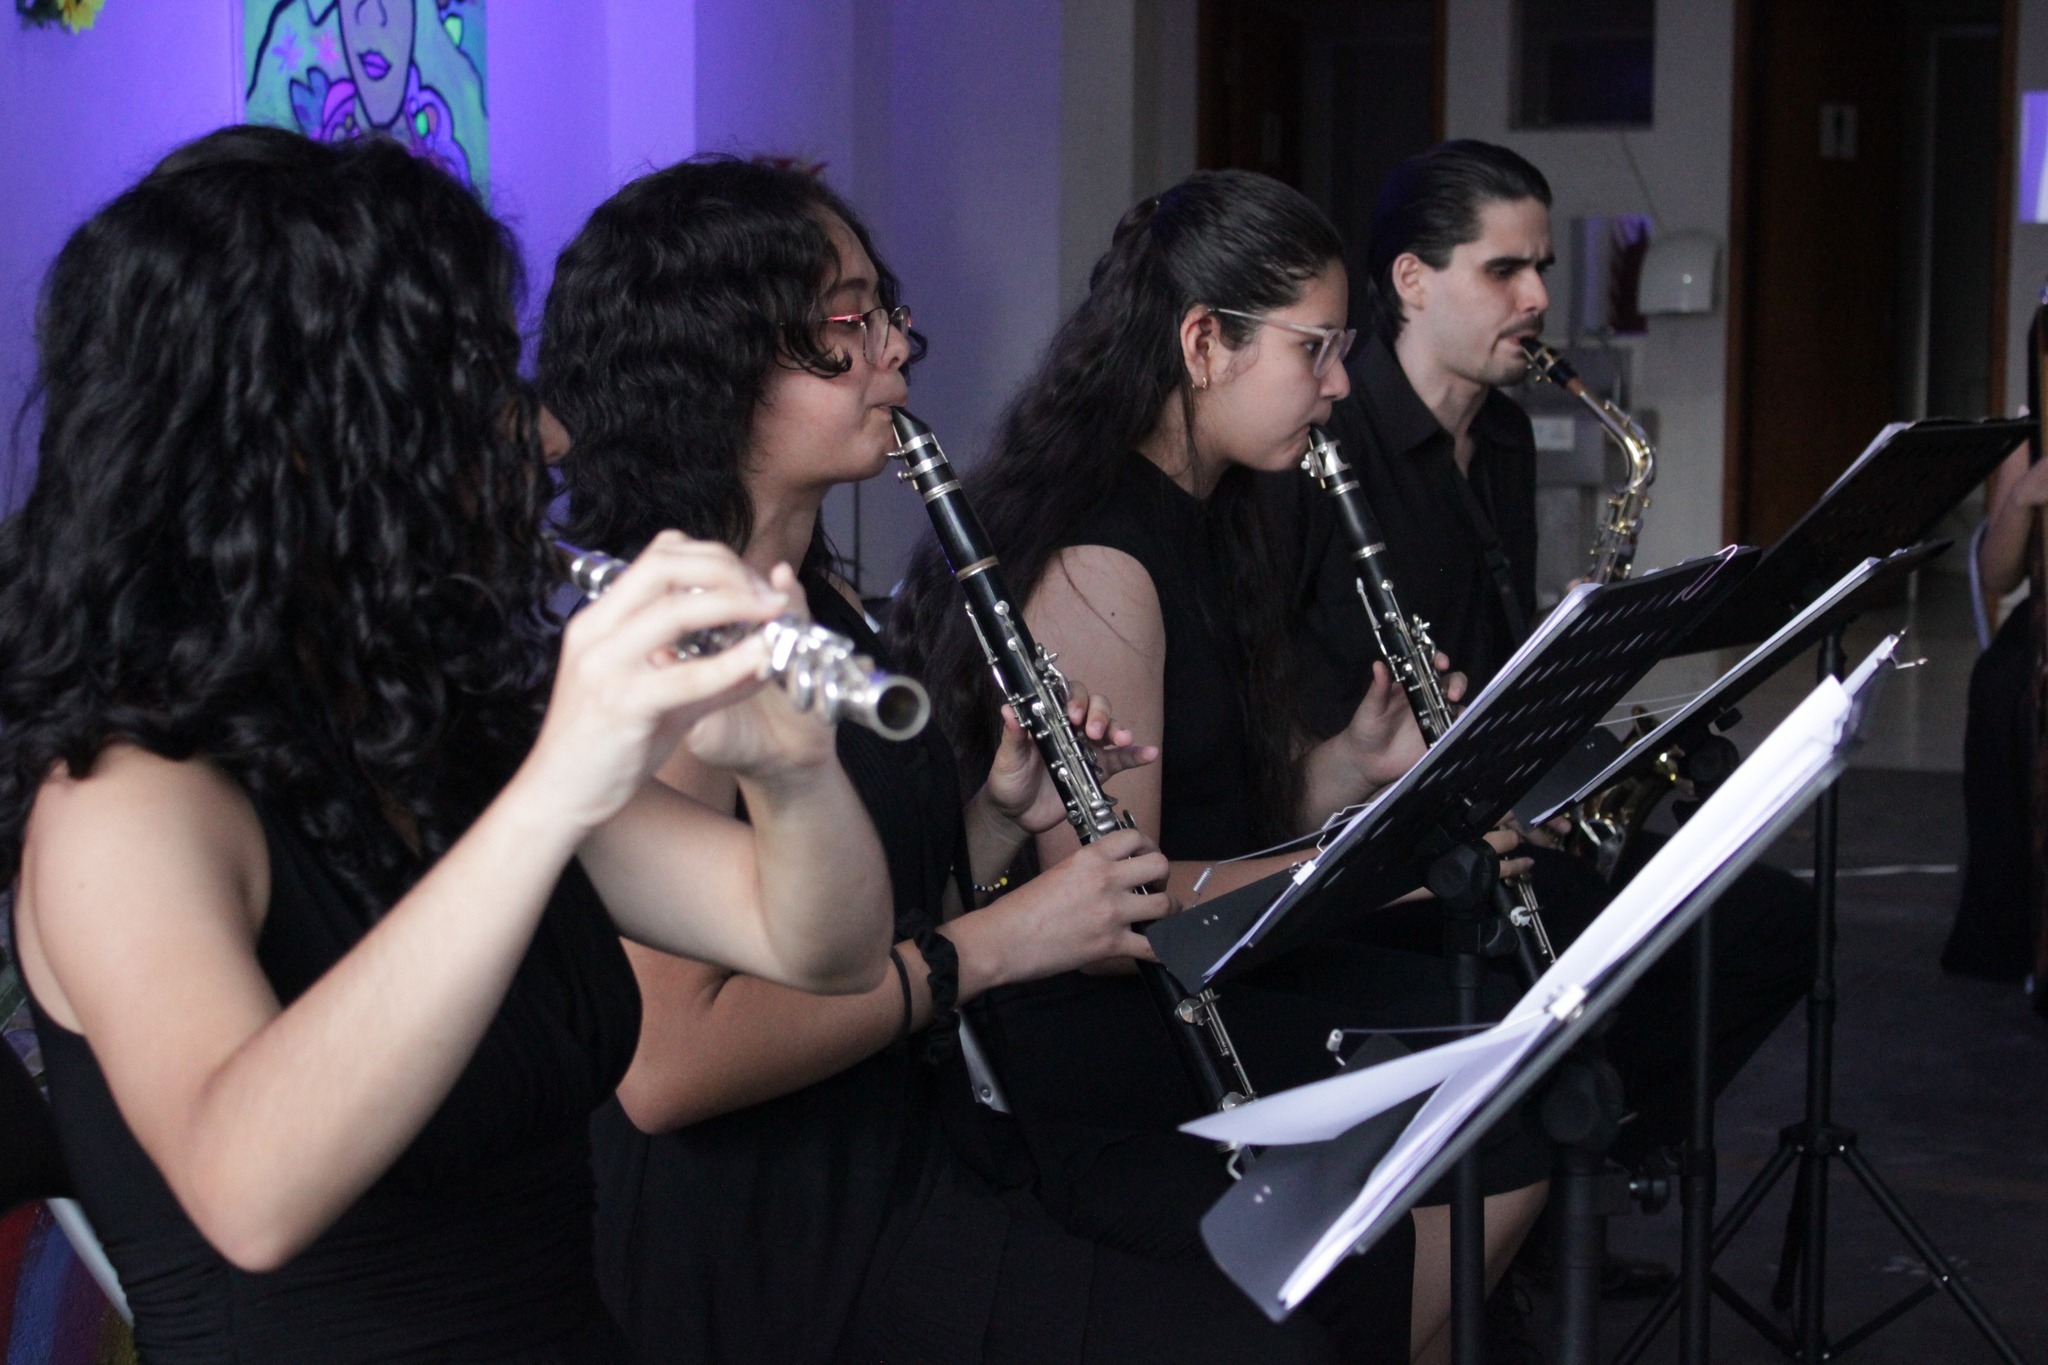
left=540, top=155, right=1420, bottom=1364
left=0, top=127, right=891, bottom=1363
left=888, top=170, right=1549, bottom=1364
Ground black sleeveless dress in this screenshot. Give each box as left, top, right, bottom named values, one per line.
left=24, top=802, right=641, bottom=1364
left=594, top=570, right=1384, bottom=1364
left=975, top=453, right=1544, bottom=1251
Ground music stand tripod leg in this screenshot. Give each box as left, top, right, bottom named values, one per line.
left=1714, top=625, right=2030, bottom=1364
left=1449, top=898, right=1488, bottom=1365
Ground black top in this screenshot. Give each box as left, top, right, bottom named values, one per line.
left=1063, top=453, right=1262, bottom=862
left=25, top=804, right=641, bottom=1364
left=590, top=570, right=993, bottom=1364
left=596, top=566, right=1384, bottom=1365
left=1272, top=334, right=1538, bottom=737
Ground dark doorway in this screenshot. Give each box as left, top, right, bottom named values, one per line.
left=1198, top=0, right=1443, bottom=324
left=1726, top=0, right=2009, bottom=546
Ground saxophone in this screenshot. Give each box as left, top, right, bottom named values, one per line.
left=1521, top=339, right=1655, bottom=583
left=1518, top=339, right=1672, bottom=875
left=1301, top=427, right=1555, bottom=969
left=888, top=408, right=1259, bottom=1115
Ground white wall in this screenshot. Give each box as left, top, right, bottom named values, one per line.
left=1443, top=0, right=1737, bottom=572
left=680, top=0, right=1195, bottom=590
left=2006, top=0, right=2048, bottom=414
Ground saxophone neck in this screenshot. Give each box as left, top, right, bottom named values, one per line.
left=1523, top=341, right=1655, bottom=480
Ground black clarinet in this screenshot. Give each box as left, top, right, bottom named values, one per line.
left=889, top=408, right=1257, bottom=1114
left=1300, top=426, right=1556, bottom=968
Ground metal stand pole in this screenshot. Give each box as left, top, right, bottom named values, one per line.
left=1554, top=1144, right=1607, bottom=1364
left=1679, top=911, right=1715, bottom=1365
left=1544, top=1047, right=1630, bottom=1365
left=1780, top=630, right=1843, bottom=1357
left=1449, top=900, right=1488, bottom=1365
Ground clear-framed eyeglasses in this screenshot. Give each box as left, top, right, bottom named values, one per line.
left=819, top=304, right=913, bottom=366
left=1210, top=307, right=1356, bottom=377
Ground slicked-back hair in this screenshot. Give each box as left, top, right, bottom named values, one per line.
left=889, top=170, right=1343, bottom=842
left=0, top=126, right=554, bottom=907
left=1364, top=139, right=1552, bottom=343
left=538, top=155, right=919, bottom=566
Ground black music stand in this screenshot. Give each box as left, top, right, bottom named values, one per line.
left=1147, top=548, right=1758, bottom=994
left=1186, top=640, right=1904, bottom=1330
left=1611, top=629, right=2030, bottom=1365
left=1679, top=418, right=2025, bottom=657
left=1598, top=430, right=2031, bottom=1363
left=1526, top=542, right=1950, bottom=832
left=1517, top=544, right=1943, bottom=1365
left=1148, top=547, right=1754, bottom=1365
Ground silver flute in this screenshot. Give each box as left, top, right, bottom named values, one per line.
left=554, top=542, right=931, bottom=741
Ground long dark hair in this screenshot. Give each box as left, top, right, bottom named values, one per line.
left=889, top=170, right=1343, bottom=843
left=1364, top=139, right=1551, bottom=344
left=0, top=126, right=555, bottom=908
left=539, top=155, right=919, bottom=565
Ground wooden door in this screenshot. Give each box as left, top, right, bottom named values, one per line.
left=1729, top=0, right=1906, bottom=545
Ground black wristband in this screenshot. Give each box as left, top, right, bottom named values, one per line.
left=886, top=946, right=913, bottom=1042
left=915, top=928, right=961, bottom=1062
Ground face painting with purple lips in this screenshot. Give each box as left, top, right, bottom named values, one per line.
left=339, top=0, right=416, bottom=127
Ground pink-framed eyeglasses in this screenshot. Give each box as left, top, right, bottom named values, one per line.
left=818, top=304, right=913, bottom=366
left=1211, top=307, right=1356, bottom=377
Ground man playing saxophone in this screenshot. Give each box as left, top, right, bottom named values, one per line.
left=1266, top=140, right=1817, bottom=1239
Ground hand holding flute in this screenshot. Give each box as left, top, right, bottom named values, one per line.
left=556, top=537, right=931, bottom=743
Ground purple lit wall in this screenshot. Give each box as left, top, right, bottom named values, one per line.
left=0, top=3, right=702, bottom=508
left=0, top=1, right=1135, bottom=592
left=0, top=6, right=238, bottom=506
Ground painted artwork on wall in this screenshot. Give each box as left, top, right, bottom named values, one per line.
left=2023, top=91, right=2048, bottom=226
left=243, top=0, right=487, bottom=195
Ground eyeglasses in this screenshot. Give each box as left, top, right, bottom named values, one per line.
left=1210, top=307, right=1356, bottom=377
left=818, top=304, right=913, bottom=366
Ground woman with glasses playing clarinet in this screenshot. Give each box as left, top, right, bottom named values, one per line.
left=0, top=128, right=892, bottom=1365
left=892, top=171, right=1551, bottom=1365
left=540, top=155, right=1417, bottom=1363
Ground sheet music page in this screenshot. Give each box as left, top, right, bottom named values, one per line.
left=1185, top=670, right=1864, bottom=1311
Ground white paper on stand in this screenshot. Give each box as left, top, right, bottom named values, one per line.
left=1185, top=656, right=1882, bottom=1313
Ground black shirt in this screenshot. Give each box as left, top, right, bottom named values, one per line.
left=1272, top=333, right=1539, bottom=738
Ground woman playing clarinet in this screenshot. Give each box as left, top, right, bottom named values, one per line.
left=892, top=170, right=1551, bottom=1365
left=540, top=154, right=1423, bottom=1362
